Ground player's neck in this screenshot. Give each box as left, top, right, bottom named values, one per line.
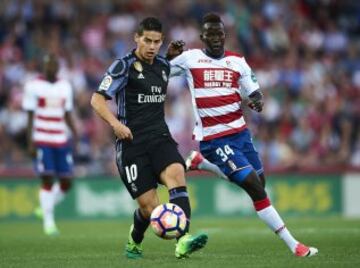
left=135, top=50, right=154, bottom=65
left=203, top=48, right=224, bottom=59
left=45, top=74, right=57, bottom=83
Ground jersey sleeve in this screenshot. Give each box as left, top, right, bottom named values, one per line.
left=169, top=52, right=188, bottom=77
left=22, top=81, right=36, bottom=111
left=237, top=58, right=260, bottom=96
left=96, top=59, right=129, bottom=100
left=65, top=82, right=74, bottom=111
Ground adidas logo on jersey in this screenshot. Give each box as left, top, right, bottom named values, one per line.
left=138, top=73, right=145, bottom=79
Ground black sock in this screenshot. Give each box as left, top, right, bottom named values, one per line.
left=169, top=186, right=191, bottom=235
left=131, top=209, right=150, bottom=244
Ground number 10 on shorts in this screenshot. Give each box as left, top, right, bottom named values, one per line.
left=125, top=164, right=138, bottom=183
left=216, top=145, right=235, bottom=162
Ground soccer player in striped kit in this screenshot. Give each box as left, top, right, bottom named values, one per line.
left=22, top=54, right=77, bottom=236
left=167, top=13, right=318, bottom=257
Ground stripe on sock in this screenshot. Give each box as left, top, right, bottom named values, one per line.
left=275, top=225, right=286, bottom=234
left=254, top=197, right=271, bottom=211
left=169, top=187, right=188, bottom=200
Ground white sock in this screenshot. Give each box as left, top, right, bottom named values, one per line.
left=39, top=188, right=56, bottom=228
left=198, top=158, right=228, bottom=180
left=52, top=183, right=65, bottom=205
left=256, top=202, right=298, bottom=252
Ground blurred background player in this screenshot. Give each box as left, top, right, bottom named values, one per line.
left=22, top=54, right=77, bottom=235
left=167, top=13, right=318, bottom=257
left=91, top=17, right=207, bottom=259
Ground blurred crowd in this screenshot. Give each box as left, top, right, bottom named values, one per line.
left=0, top=0, right=359, bottom=176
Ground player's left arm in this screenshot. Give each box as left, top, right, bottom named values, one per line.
left=64, top=82, right=78, bottom=145
left=64, top=111, right=78, bottom=144
left=238, top=58, right=264, bottom=112
left=248, top=90, right=264, bottom=112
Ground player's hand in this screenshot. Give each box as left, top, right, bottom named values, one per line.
left=248, top=100, right=264, bottom=112
left=166, top=40, right=185, bottom=60
left=112, top=121, right=133, bottom=141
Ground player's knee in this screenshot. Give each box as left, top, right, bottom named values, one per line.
left=239, top=171, right=267, bottom=202
left=161, top=163, right=186, bottom=188
left=259, top=173, right=266, bottom=188
left=41, top=176, right=54, bottom=190
left=229, top=166, right=253, bottom=185
left=59, top=178, right=72, bottom=192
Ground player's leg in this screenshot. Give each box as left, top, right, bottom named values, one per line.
left=159, top=163, right=190, bottom=233
left=35, top=146, right=58, bottom=235
left=159, top=162, right=208, bottom=258
left=52, top=178, right=72, bottom=205
left=116, top=142, right=158, bottom=258
left=235, top=171, right=318, bottom=257
left=186, top=150, right=227, bottom=180
left=126, top=189, right=159, bottom=259
left=200, top=130, right=317, bottom=257
left=150, top=136, right=207, bottom=258
left=236, top=130, right=317, bottom=257
left=54, top=146, right=74, bottom=206
left=258, top=173, right=266, bottom=188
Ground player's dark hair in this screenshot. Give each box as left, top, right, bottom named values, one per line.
left=202, top=13, right=223, bottom=25
left=137, top=17, right=162, bottom=35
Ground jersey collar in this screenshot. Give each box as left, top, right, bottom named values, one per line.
left=202, top=49, right=225, bottom=60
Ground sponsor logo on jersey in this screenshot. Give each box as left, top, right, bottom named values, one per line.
left=137, top=73, right=145, bottom=79
left=99, top=75, right=112, bottom=91
left=198, top=59, right=212, bottom=63
left=138, top=86, right=165, bottom=103
left=138, top=94, right=166, bottom=103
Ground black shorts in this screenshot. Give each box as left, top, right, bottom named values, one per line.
left=115, top=135, right=185, bottom=199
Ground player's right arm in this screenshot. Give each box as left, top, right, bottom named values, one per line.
left=22, top=81, right=36, bottom=157
left=168, top=41, right=188, bottom=77
left=90, top=59, right=133, bottom=141
left=166, top=40, right=185, bottom=61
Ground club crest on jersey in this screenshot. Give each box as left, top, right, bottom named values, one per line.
left=134, top=61, right=145, bottom=79
left=133, top=61, right=143, bottom=72
left=162, top=70, right=168, bottom=82
left=251, top=71, right=258, bottom=82
left=131, top=183, right=138, bottom=193
left=99, top=75, right=112, bottom=91
left=227, top=160, right=237, bottom=172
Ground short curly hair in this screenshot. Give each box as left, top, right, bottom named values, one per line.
left=202, top=13, right=223, bottom=25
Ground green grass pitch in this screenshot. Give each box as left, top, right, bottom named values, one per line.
left=1, top=218, right=360, bottom=268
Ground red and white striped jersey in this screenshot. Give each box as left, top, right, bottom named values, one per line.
left=22, top=76, right=73, bottom=146
left=170, top=49, right=259, bottom=141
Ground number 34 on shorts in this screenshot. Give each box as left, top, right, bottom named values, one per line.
left=216, top=145, right=235, bottom=162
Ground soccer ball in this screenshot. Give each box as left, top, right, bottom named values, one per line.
left=150, top=203, right=187, bottom=240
